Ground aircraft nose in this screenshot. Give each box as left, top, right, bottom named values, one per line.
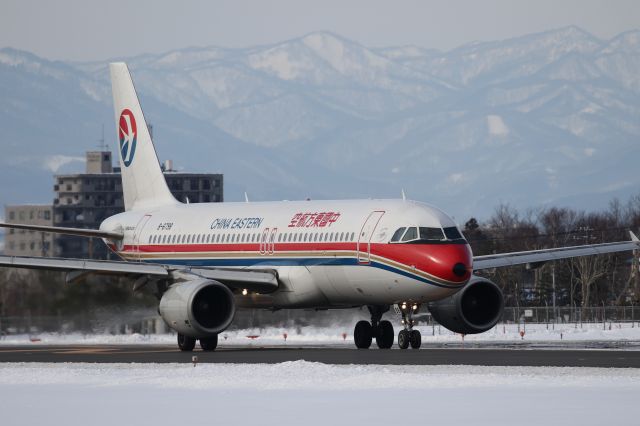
left=423, top=244, right=472, bottom=283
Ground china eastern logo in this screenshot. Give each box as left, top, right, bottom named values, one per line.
left=118, top=109, right=137, bottom=167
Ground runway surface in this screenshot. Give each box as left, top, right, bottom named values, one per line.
left=1, top=344, right=639, bottom=367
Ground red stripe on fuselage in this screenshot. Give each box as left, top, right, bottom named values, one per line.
left=116, top=241, right=472, bottom=284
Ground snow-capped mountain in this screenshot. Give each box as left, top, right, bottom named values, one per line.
left=1, top=26, right=639, bottom=220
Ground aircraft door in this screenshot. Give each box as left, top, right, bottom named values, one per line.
left=260, top=228, right=270, bottom=255
left=357, top=211, right=385, bottom=264
left=269, top=228, right=278, bottom=255
left=133, top=214, right=152, bottom=261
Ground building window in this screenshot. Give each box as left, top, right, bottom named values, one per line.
left=9, top=212, right=15, bottom=220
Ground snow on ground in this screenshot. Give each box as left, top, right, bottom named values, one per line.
left=1, top=322, right=640, bottom=345
left=0, top=362, right=638, bottom=426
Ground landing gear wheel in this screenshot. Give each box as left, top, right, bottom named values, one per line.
left=177, top=333, right=196, bottom=352
left=398, top=329, right=410, bottom=350
left=409, top=330, right=421, bottom=349
left=376, top=320, right=394, bottom=349
left=200, top=335, right=218, bottom=351
left=354, top=320, right=373, bottom=349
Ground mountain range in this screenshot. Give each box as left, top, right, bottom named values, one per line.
left=1, top=26, right=639, bottom=222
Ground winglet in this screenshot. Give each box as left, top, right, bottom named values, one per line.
left=630, top=231, right=639, bottom=243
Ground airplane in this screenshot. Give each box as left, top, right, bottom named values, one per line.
left=1, top=63, right=639, bottom=351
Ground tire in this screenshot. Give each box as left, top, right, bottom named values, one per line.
left=397, top=329, right=410, bottom=350
left=200, top=335, right=218, bottom=351
left=376, top=320, right=394, bottom=349
left=409, top=329, right=421, bottom=349
left=177, top=333, right=196, bottom=352
left=354, top=320, right=373, bottom=349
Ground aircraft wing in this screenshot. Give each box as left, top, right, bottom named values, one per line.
left=0, top=255, right=278, bottom=293
left=0, top=222, right=123, bottom=240
left=473, top=232, right=640, bottom=271
left=0, top=255, right=168, bottom=275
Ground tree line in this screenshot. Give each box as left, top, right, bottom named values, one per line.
left=464, top=195, right=640, bottom=308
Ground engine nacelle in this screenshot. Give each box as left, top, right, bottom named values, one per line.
left=159, top=279, right=236, bottom=338
left=427, top=276, right=504, bottom=334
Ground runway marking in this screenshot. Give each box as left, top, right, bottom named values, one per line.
left=53, top=348, right=119, bottom=354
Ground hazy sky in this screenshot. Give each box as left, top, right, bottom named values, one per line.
left=2, top=0, right=639, bottom=61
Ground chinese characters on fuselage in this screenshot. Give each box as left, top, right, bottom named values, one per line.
left=288, top=212, right=341, bottom=228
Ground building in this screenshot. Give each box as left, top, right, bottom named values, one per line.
left=3, top=205, right=54, bottom=257
left=5, top=151, right=223, bottom=259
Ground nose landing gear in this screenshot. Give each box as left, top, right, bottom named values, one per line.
left=353, top=305, right=394, bottom=349
left=397, top=302, right=421, bottom=349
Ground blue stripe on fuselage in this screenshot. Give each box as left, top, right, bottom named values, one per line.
left=141, top=256, right=461, bottom=289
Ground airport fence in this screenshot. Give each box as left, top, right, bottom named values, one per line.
left=498, top=306, right=640, bottom=325
left=0, top=306, right=638, bottom=336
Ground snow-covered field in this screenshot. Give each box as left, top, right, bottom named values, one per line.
left=1, top=322, right=639, bottom=346
left=0, top=361, right=638, bottom=426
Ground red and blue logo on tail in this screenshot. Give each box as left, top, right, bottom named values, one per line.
left=118, top=109, right=137, bottom=167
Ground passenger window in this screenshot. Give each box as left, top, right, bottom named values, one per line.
left=391, top=227, right=406, bottom=242
left=402, top=227, right=417, bottom=241
left=231, top=234, right=235, bottom=243
left=340, top=232, right=344, bottom=241
left=350, top=232, right=355, bottom=241
left=313, top=233, right=318, bottom=242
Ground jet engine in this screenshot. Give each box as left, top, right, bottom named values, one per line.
left=427, top=276, right=504, bottom=334
left=158, top=279, right=236, bottom=338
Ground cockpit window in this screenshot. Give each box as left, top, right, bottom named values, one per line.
left=443, top=227, right=464, bottom=241
left=402, top=227, right=418, bottom=241
left=419, top=227, right=444, bottom=241
left=391, top=227, right=406, bottom=242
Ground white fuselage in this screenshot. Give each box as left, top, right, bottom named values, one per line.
left=101, top=199, right=473, bottom=309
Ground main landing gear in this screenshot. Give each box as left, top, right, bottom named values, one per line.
left=177, top=333, right=218, bottom=352
left=353, top=305, right=394, bottom=349
left=397, top=302, right=421, bottom=350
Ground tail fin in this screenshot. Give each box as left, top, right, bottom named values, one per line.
left=109, top=62, right=177, bottom=211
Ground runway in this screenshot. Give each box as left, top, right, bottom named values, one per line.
left=1, top=344, right=639, bottom=367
